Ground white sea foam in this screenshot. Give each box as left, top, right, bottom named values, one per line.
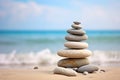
left=90, top=50, right=120, bottom=66
left=0, top=49, right=61, bottom=68
left=0, top=49, right=120, bottom=68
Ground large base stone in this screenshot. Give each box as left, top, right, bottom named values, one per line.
left=58, top=58, right=90, bottom=68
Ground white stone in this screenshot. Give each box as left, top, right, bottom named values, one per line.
left=64, top=42, right=88, bottom=49
left=54, top=67, right=77, bottom=76
left=57, top=49, right=92, bottom=58
left=83, top=71, right=89, bottom=75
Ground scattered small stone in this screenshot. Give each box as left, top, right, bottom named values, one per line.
left=100, top=69, right=106, bottom=72
left=83, top=71, right=89, bottom=75
left=33, top=66, right=38, bottom=69
left=54, top=67, right=77, bottom=76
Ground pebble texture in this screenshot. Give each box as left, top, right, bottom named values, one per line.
left=77, top=65, right=99, bottom=73
left=58, top=58, right=89, bottom=68
left=55, top=21, right=94, bottom=75
left=64, top=42, right=88, bottom=49
left=57, top=49, right=92, bottom=58
left=54, top=67, right=77, bottom=76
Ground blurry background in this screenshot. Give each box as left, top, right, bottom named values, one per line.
left=0, top=0, right=120, bottom=67
left=0, top=0, right=120, bottom=30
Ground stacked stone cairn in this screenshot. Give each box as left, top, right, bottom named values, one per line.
left=54, top=21, right=99, bottom=76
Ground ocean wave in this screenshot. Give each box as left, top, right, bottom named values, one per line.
left=0, top=49, right=120, bottom=68
left=90, top=50, right=120, bottom=66
left=0, top=49, right=61, bottom=66
left=25, top=38, right=65, bottom=44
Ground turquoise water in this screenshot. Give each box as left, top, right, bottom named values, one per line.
left=0, top=30, right=120, bottom=53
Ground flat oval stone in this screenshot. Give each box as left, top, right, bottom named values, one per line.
left=67, top=29, right=86, bottom=35
left=58, top=58, right=89, bottom=68
left=57, top=49, right=92, bottom=58
left=54, top=67, right=77, bottom=76
left=71, top=24, right=82, bottom=29
left=64, top=42, right=88, bottom=49
left=65, top=34, right=88, bottom=41
left=77, top=65, right=99, bottom=73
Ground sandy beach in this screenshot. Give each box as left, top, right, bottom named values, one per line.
left=0, top=66, right=120, bottom=80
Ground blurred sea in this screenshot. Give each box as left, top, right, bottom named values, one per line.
left=0, top=30, right=120, bottom=68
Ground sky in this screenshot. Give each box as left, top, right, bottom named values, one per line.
left=0, top=0, right=120, bottom=30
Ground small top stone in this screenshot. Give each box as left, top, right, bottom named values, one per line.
left=73, top=21, right=81, bottom=25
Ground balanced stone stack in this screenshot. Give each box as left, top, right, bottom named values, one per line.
left=54, top=21, right=99, bottom=76
left=57, top=21, right=92, bottom=68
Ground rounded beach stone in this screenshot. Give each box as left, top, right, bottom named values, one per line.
left=58, top=58, right=89, bottom=68
left=33, top=66, right=38, bottom=69
left=57, top=49, right=92, bottom=58
left=54, top=67, right=77, bottom=76
left=67, top=29, right=86, bottom=35
left=77, top=65, right=99, bottom=73
left=73, top=21, right=81, bottom=25
left=64, top=42, right=88, bottom=49
left=65, top=34, right=88, bottom=41
left=83, top=71, right=89, bottom=75
left=71, top=24, right=82, bottom=29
